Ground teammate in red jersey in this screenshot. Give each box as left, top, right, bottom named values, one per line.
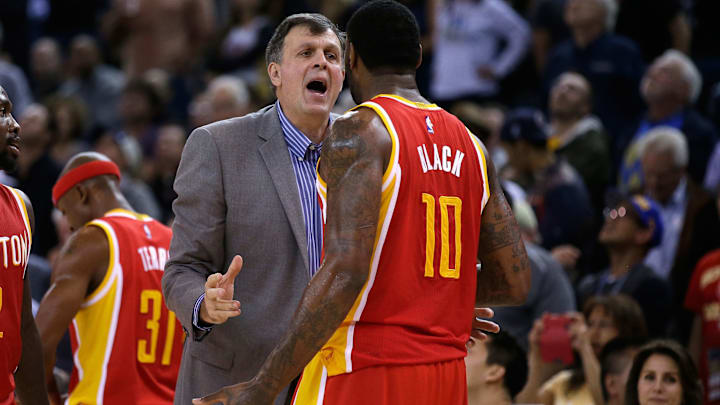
left=194, top=1, right=530, bottom=404
left=35, top=152, right=183, bottom=405
left=0, top=85, right=50, bottom=405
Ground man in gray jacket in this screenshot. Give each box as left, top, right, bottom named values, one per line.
left=162, top=13, right=345, bottom=405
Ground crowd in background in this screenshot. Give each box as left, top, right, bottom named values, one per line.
left=3, top=0, right=720, bottom=403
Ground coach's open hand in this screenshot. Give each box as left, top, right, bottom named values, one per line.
left=192, top=379, right=274, bottom=405
left=200, top=255, right=244, bottom=324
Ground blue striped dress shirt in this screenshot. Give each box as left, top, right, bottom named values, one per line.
left=276, top=101, right=324, bottom=278
left=191, top=102, right=327, bottom=334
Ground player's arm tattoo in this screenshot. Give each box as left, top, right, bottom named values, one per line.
left=475, top=153, right=530, bottom=306
left=247, top=111, right=385, bottom=399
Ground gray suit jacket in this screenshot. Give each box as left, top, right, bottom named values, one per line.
left=163, top=104, right=312, bottom=404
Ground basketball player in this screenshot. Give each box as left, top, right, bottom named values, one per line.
left=194, top=1, right=530, bottom=404
left=35, top=152, right=184, bottom=404
left=0, top=86, right=50, bottom=405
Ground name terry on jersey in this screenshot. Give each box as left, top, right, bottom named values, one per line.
left=137, top=245, right=169, bottom=272
left=0, top=231, right=30, bottom=270
left=417, top=143, right=465, bottom=177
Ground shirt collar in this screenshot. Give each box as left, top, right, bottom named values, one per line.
left=667, top=176, right=688, bottom=208
left=276, top=101, right=325, bottom=159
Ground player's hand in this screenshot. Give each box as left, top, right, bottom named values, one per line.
left=471, top=307, right=500, bottom=341
left=200, top=255, right=243, bottom=325
left=192, top=379, right=274, bottom=405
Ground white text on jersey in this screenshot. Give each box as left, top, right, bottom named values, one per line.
left=416, top=144, right=465, bottom=177
left=0, top=231, right=29, bottom=270
left=137, top=246, right=169, bottom=272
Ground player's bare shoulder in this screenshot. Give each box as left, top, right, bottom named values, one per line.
left=321, top=108, right=392, bottom=183
left=55, top=225, right=109, bottom=282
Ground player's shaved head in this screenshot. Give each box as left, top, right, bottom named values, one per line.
left=61, top=151, right=115, bottom=178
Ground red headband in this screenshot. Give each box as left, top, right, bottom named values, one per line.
left=52, top=160, right=121, bottom=206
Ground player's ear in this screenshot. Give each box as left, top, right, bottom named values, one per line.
left=416, top=44, right=422, bottom=69
left=75, top=183, right=90, bottom=205
left=348, top=43, right=358, bottom=70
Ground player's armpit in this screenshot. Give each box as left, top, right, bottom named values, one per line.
left=475, top=149, right=530, bottom=306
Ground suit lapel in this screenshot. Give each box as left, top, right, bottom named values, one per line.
left=257, top=106, right=310, bottom=277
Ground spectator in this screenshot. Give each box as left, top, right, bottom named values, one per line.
left=500, top=108, right=594, bottom=267
left=204, top=75, right=253, bottom=125
left=638, top=127, right=720, bottom=342
left=29, top=37, right=64, bottom=101
left=0, top=58, right=33, bottom=118
left=577, top=195, right=673, bottom=337
left=691, top=0, right=720, bottom=108
left=147, top=124, right=186, bottom=223
left=46, top=95, right=90, bottom=165
left=619, top=50, right=717, bottom=192
left=117, top=78, right=165, bottom=158
left=60, top=34, right=126, bottom=131
left=12, top=104, right=61, bottom=257
left=207, top=0, right=274, bottom=86
left=685, top=248, right=720, bottom=404
left=493, top=191, right=576, bottom=351
left=543, top=0, right=645, bottom=138
left=614, top=0, right=690, bottom=63
left=517, top=295, right=648, bottom=405
left=625, top=340, right=703, bottom=405
left=102, top=0, right=215, bottom=78
left=430, top=0, right=530, bottom=107
left=548, top=71, right=610, bottom=215
left=466, top=331, right=529, bottom=405
left=599, top=337, right=644, bottom=405
left=530, top=0, right=571, bottom=74
left=92, top=129, right=162, bottom=221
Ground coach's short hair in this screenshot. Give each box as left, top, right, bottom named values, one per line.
left=346, top=0, right=421, bottom=73
left=265, top=13, right=345, bottom=67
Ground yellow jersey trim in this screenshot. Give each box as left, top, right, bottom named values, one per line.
left=8, top=187, right=32, bottom=243
left=375, top=94, right=441, bottom=110
left=68, top=218, right=123, bottom=404
left=83, top=220, right=116, bottom=307
left=466, top=128, right=491, bottom=212
left=349, top=101, right=399, bottom=190
left=104, top=208, right=153, bottom=222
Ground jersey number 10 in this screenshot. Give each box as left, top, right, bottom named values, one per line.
left=422, top=193, right=462, bottom=279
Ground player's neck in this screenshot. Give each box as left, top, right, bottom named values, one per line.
left=364, top=73, right=427, bottom=105
left=96, top=190, right=136, bottom=217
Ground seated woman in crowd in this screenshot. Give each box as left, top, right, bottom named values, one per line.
left=625, top=339, right=702, bottom=405
left=517, top=295, right=648, bottom=405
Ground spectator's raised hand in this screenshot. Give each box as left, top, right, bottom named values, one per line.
left=200, top=255, right=243, bottom=325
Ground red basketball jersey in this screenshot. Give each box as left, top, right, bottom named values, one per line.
left=0, top=185, right=31, bottom=405
left=67, top=209, right=183, bottom=405
left=315, top=94, right=489, bottom=376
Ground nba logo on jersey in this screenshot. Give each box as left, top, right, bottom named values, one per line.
left=143, top=224, right=152, bottom=240
left=425, top=116, right=434, bottom=134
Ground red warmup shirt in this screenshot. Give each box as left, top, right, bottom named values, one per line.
left=686, top=249, right=720, bottom=405
left=67, top=209, right=183, bottom=405
left=315, top=94, right=490, bottom=376
left=0, top=185, right=32, bottom=405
